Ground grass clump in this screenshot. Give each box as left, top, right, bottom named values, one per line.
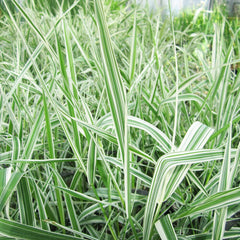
left=0, top=0, right=240, bottom=239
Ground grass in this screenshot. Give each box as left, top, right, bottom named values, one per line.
left=0, top=0, right=240, bottom=239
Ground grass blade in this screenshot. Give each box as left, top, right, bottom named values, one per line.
left=173, top=187, right=240, bottom=221
left=212, top=123, right=232, bottom=239
left=0, top=218, right=81, bottom=240
left=98, top=114, right=173, bottom=154
left=129, top=10, right=137, bottom=83
left=31, top=181, right=50, bottom=230
left=94, top=0, right=131, bottom=223
left=0, top=168, right=11, bottom=196
left=87, top=137, right=97, bottom=185
left=155, top=215, right=177, bottom=240
left=17, top=177, right=35, bottom=226
left=0, top=171, right=23, bottom=212
left=143, top=147, right=229, bottom=239
left=164, top=122, right=214, bottom=202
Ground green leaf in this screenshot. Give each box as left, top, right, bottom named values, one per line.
left=31, top=181, right=50, bottom=230
left=212, top=124, right=232, bottom=239
left=129, top=11, right=137, bottom=83
left=0, top=171, right=23, bottom=212
left=143, top=146, right=233, bottom=240
left=173, top=187, right=240, bottom=221
left=95, top=0, right=130, bottom=220
left=0, top=218, right=81, bottom=240
left=165, top=121, right=214, bottom=203
left=45, top=220, right=99, bottom=240
left=43, top=92, right=55, bottom=159
left=17, top=177, right=35, bottom=226
left=0, top=168, right=11, bottom=195
left=50, top=168, right=81, bottom=232
left=87, top=137, right=97, bottom=185
left=98, top=114, right=173, bottom=154
left=155, top=215, right=177, bottom=240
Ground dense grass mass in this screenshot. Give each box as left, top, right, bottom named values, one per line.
left=0, top=0, right=240, bottom=239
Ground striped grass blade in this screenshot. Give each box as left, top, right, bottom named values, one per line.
left=94, top=0, right=131, bottom=222
left=212, top=123, right=232, bottom=239
left=0, top=218, right=81, bottom=240
left=97, top=114, right=173, bottom=153
left=172, top=186, right=240, bottom=221
left=143, top=122, right=214, bottom=240
left=155, top=215, right=177, bottom=240
left=143, top=148, right=236, bottom=239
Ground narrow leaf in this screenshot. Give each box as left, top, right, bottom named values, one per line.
left=155, top=215, right=177, bottom=240
left=0, top=218, right=81, bottom=240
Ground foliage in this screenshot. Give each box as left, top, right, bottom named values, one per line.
left=0, top=0, right=240, bottom=239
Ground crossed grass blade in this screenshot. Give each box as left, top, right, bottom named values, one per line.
left=49, top=168, right=81, bottom=232
left=45, top=220, right=99, bottom=240
left=0, top=171, right=23, bottom=212
left=143, top=122, right=214, bottom=240
left=2, top=0, right=88, bottom=231
left=59, top=110, right=154, bottom=163
left=143, top=148, right=237, bottom=239
left=3, top=0, right=78, bottom=103
left=56, top=28, right=81, bottom=155
left=0, top=1, right=239, bottom=239
left=177, top=230, right=240, bottom=240
left=43, top=91, right=65, bottom=228
left=53, top=168, right=118, bottom=239
left=97, top=114, right=173, bottom=154
left=0, top=105, right=45, bottom=213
